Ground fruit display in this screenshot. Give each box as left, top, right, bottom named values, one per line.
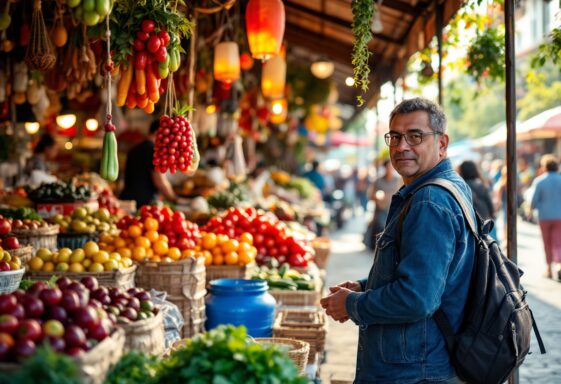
left=111, top=1, right=192, bottom=112
left=207, top=181, right=250, bottom=210
left=27, top=182, right=92, bottom=203
left=0, top=247, right=22, bottom=271
left=0, top=278, right=116, bottom=362
left=193, top=232, right=256, bottom=267
left=0, top=208, right=42, bottom=222
left=98, top=189, right=120, bottom=215
left=49, top=207, right=117, bottom=235
left=88, top=283, right=158, bottom=324
left=202, top=208, right=313, bottom=267
left=27, top=243, right=133, bottom=273
left=0, top=236, right=20, bottom=251
left=153, top=111, right=198, bottom=174
left=251, top=263, right=316, bottom=291
left=0, top=216, right=11, bottom=236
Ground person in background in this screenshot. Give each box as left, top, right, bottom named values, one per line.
left=530, top=154, right=561, bottom=280
left=120, top=119, right=180, bottom=208
left=363, top=159, right=400, bottom=249
left=304, top=160, right=326, bottom=197
left=355, top=167, right=370, bottom=214
left=321, top=97, right=475, bottom=383
left=24, top=133, right=59, bottom=184
left=458, top=160, right=497, bottom=241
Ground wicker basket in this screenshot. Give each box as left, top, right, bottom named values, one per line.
left=205, top=262, right=256, bottom=289
left=57, top=232, right=99, bottom=250
left=6, top=245, right=34, bottom=266
left=273, top=310, right=327, bottom=363
left=0, top=327, right=125, bottom=384
left=269, top=289, right=321, bottom=308
left=25, top=265, right=137, bottom=290
left=254, top=337, right=310, bottom=374
left=0, top=268, right=25, bottom=293
left=135, top=257, right=207, bottom=338
left=121, top=309, right=165, bottom=355
left=311, top=237, right=331, bottom=269
left=11, top=225, right=59, bottom=252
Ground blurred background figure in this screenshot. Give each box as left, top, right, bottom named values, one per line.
left=304, top=160, right=326, bottom=196
left=24, top=133, right=59, bottom=185
left=458, top=160, right=497, bottom=241
left=529, top=154, right=561, bottom=280
left=355, top=167, right=370, bottom=214
left=363, top=159, right=400, bottom=250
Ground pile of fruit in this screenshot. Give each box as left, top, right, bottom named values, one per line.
left=0, top=278, right=116, bottom=361
left=89, top=283, right=157, bottom=324
left=251, top=262, right=315, bottom=291
left=10, top=219, right=53, bottom=232
left=192, top=232, right=256, bottom=267
left=0, top=208, right=42, bottom=222
left=27, top=243, right=133, bottom=273
left=50, top=207, right=117, bottom=235
left=0, top=236, right=21, bottom=252
left=27, top=182, right=92, bottom=203
left=202, top=208, right=313, bottom=267
left=0, top=247, right=22, bottom=271
left=97, top=189, right=120, bottom=216
left=67, top=0, right=111, bottom=27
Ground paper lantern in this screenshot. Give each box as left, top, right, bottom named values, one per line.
left=270, top=98, right=287, bottom=124
left=214, top=42, right=240, bottom=83
left=310, top=59, right=334, bottom=79
left=25, top=122, right=40, bottom=135
left=261, top=55, right=286, bottom=98
left=240, top=52, right=254, bottom=70
left=246, top=0, right=285, bottom=61
left=56, top=114, right=76, bottom=129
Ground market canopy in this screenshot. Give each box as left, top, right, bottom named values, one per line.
left=516, top=106, right=561, bottom=140
left=283, top=0, right=465, bottom=107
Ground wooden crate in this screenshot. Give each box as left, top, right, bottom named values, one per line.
left=205, top=262, right=256, bottom=289
left=121, top=309, right=165, bottom=355
left=273, top=310, right=327, bottom=363
left=25, top=265, right=137, bottom=290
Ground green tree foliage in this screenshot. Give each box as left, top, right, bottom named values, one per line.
left=517, top=69, right=561, bottom=121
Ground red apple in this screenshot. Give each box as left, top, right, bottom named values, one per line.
left=43, top=319, right=65, bottom=338
left=2, top=237, right=19, bottom=250
left=0, top=294, right=17, bottom=314
left=80, top=276, right=99, bottom=291
left=121, top=308, right=138, bottom=322
left=127, top=297, right=141, bottom=312
left=27, top=281, right=49, bottom=296
left=39, top=288, right=63, bottom=306
left=56, top=276, right=72, bottom=289
left=16, top=319, right=42, bottom=341
left=60, top=290, right=80, bottom=312
left=135, top=291, right=151, bottom=302
left=0, top=333, right=13, bottom=361
left=9, top=304, right=25, bottom=320
left=0, top=314, right=18, bottom=333
left=14, top=339, right=36, bottom=360
left=72, top=306, right=100, bottom=331
left=64, top=325, right=86, bottom=348
left=88, top=320, right=110, bottom=341
left=66, top=346, right=84, bottom=356
left=23, top=296, right=44, bottom=318
left=0, top=262, right=10, bottom=272
left=45, top=305, right=68, bottom=323
left=67, top=281, right=86, bottom=293
left=47, top=336, right=66, bottom=353
left=0, top=219, right=11, bottom=236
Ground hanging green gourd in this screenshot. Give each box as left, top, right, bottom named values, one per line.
left=100, top=15, right=119, bottom=181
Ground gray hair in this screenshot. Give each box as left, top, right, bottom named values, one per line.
left=389, top=97, right=447, bottom=134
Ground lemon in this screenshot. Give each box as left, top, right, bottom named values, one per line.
left=56, top=262, right=69, bottom=272
left=82, top=259, right=92, bottom=268
left=103, top=260, right=119, bottom=271
left=29, top=256, right=44, bottom=271
left=70, top=249, right=86, bottom=263
left=84, top=241, right=100, bottom=257
left=42, top=262, right=55, bottom=272
left=88, top=262, right=104, bottom=273
left=57, top=252, right=70, bottom=263
left=109, top=252, right=121, bottom=261
left=36, top=248, right=53, bottom=262
left=93, top=251, right=110, bottom=264
left=69, top=262, right=85, bottom=273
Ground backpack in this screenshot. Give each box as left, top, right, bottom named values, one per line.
left=397, top=178, right=546, bottom=384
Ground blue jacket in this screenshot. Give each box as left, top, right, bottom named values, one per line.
left=346, top=159, right=476, bottom=383
left=530, top=171, right=561, bottom=221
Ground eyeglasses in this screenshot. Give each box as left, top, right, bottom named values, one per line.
left=384, top=131, right=441, bottom=147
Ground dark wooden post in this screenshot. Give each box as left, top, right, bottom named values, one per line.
left=435, top=1, right=443, bottom=106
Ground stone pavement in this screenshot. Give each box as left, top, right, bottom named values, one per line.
left=319, top=214, right=561, bottom=384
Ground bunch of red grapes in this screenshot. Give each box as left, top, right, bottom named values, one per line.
left=153, top=114, right=194, bottom=174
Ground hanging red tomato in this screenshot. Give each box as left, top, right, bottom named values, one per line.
left=245, top=0, right=285, bottom=61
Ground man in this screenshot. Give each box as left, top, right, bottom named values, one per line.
left=321, top=98, right=476, bottom=383
left=530, top=154, right=561, bottom=279
left=120, top=120, right=180, bottom=208
left=304, top=160, right=326, bottom=193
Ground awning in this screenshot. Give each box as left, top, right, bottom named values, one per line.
left=328, top=131, right=372, bottom=147
left=517, top=106, right=561, bottom=140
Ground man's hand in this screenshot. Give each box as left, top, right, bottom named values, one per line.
left=333, top=280, right=362, bottom=292
left=320, top=286, right=352, bottom=322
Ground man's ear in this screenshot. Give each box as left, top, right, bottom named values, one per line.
left=439, top=134, right=449, bottom=158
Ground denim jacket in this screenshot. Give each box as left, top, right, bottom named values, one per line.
left=346, top=159, right=476, bottom=384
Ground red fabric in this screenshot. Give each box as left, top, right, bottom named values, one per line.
left=538, top=220, right=561, bottom=264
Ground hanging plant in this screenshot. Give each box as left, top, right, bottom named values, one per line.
left=465, top=26, right=505, bottom=83
left=531, top=27, right=561, bottom=69
left=351, top=0, right=374, bottom=106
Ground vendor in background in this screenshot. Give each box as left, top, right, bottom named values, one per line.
left=304, top=160, right=326, bottom=198
left=24, top=132, right=59, bottom=185
left=120, top=119, right=179, bottom=208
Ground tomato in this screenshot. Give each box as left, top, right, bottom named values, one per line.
left=265, top=238, right=275, bottom=248
left=141, top=20, right=155, bottom=33
left=154, top=46, right=167, bottom=62
left=135, top=52, right=147, bottom=70
left=133, top=39, right=145, bottom=51
left=253, top=234, right=264, bottom=246
left=268, top=248, right=278, bottom=257
left=288, top=254, right=308, bottom=267
left=147, top=35, right=161, bottom=53
left=279, top=245, right=289, bottom=255
left=157, top=30, right=170, bottom=46
left=136, top=31, right=150, bottom=41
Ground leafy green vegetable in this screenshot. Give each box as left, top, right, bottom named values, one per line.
left=351, top=0, right=374, bottom=106
left=104, top=351, right=159, bottom=384
left=0, top=345, right=79, bottom=384
left=156, top=325, right=308, bottom=384
left=0, top=207, right=42, bottom=221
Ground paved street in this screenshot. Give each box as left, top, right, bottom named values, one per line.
left=320, top=214, right=561, bottom=383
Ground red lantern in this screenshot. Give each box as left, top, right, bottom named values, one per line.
left=245, top=0, right=285, bottom=61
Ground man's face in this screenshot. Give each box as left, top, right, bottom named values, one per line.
left=388, top=111, right=448, bottom=185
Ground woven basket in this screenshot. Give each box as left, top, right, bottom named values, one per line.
left=254, top=337, right=310, bottom=374
left=205, top=262, right=256, bottom=289
left=0, top=327, right=125, bottom=384
left=273, top=310, right=327, bottom=363
left=269, top=289, right=320, bottom=308
left=6, top=245, right=34, bottom=266
left=0, top=268, right=25, bottom=293
left=135, top=257, right=207, bottom=338
left=57, top=232, right=99, bottom=250
left=25, top=265, right=137, bottom=290
left=311, top=237, right=331, bottom=269
left=11, top=225, right=59, bottom=252
left=121, top=309, right=165, bottom=355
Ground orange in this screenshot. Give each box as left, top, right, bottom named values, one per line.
left=157, top=234, right=169, bottom=243
left=153, top=240, right=169, bottom=256
left=29, top=257, right=44, bottom=271
left=162, top=257, right=173, bottom=263
left=203, top=251, right=213, bottom=266
left=151, top=256, right=162, bottom=262
left=104, top=245, right=115, bottom=253
left=83, top=241, right=99, bottom=257
left=132, top=246, right=147, bottom=261
left=117, top=247, right=132, bottom=260
left=168, top=247, right=181, bottom=261
left=213, top=254, right=224, bottom=265
left=88, top=262, right=104, bottom=273
left=224, top=251, right=239, bottom=265
left=145, top=230, right=159, bottom=243
left=216, top=234, right=229, bottom=245
left=114, top=237, right=127, bottom=248
left=238, top=250, right=254, bottom=265
left=135, top=236, right=151, bottom=249
left=42, top=261, right=55, bottom=272
left=181, top=249, right=196, bottom=259
left=211, top=247, right=223, bottom=256
left=146, top=248, right=154, bottom=259
left=201, top=233, right=217, bottom=250
left=239, top=232, right=253, bottom=245
left=69, top=262, right=85, bottom=273
left=99, top=233, right=114, bottom=244
left=221, top=239, right=239, bottom=253
left=144, top=217, right=159, bottom=232
left=238, top=242, right=252, bottom=253
left=128, top=225, right=142, bottom=238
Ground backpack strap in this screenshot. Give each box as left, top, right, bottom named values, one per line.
left=529, top=308, right=547, bottom=354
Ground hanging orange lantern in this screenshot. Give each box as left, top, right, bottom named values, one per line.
left=214, top=42, right=240, bottom=83
left=270, top=98, right=287, bottom=124
left=261, top=55, right=286, bottom=99
left=245, top=0, right=285, bottom=61
left=240, top=52, right=254, bottom=71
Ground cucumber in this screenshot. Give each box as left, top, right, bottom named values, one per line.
left=295, top=280, right=315, bottom=291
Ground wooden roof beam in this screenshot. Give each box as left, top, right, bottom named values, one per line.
left=379, top=0, right=430, bottom=16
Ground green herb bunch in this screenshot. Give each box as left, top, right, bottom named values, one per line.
left=351, top=0, right=374, bottom=106
left=466, top=26, right=505, bottom=83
